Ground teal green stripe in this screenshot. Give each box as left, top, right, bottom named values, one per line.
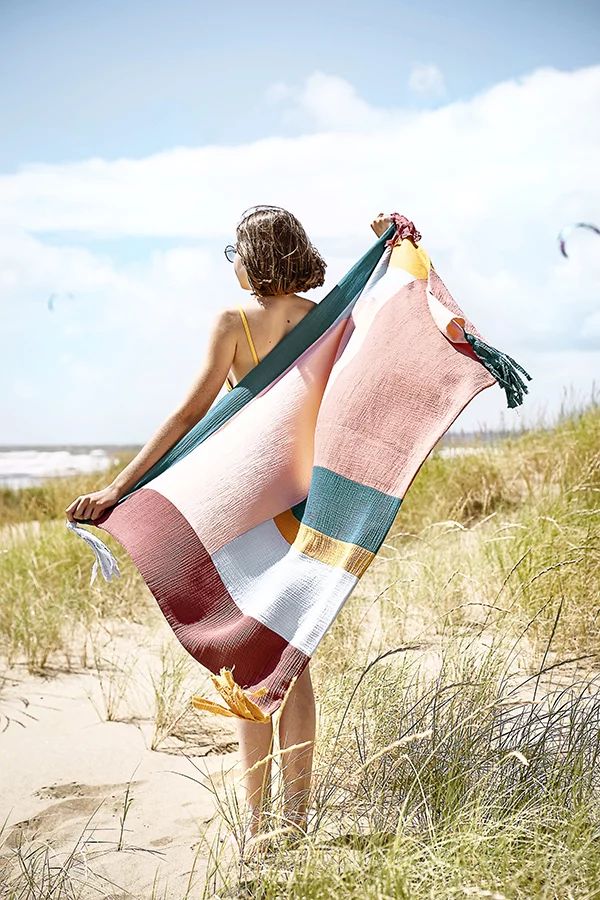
left=77, top=225, right=395, bottom=525
left=291, top=498, right=307, bottom=522
left=301, top=466, right=402, bottom=553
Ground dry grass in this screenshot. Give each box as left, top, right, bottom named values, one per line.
left=0, top=392, right=599, bottom=897
left=0, top=451, right=134, bottom=528
left=85, top=628, right=138, bottom=723
left=0, top=513, right=159, bottom=672
left=203, top=395, right=600, bottom=898
left=149, top=640, right=196, bottom=751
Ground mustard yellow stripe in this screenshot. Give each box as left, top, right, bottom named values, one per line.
left=389, top=240, right=430, bottom=279
left=273, top=508, right=301, bottom=543
left=293, top=523, right=375, bottom=578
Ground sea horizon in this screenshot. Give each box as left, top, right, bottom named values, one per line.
left=0, top=427, right=525, bottom=491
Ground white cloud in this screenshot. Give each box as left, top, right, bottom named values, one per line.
left=264, top=70, right=397, bottom=131
left=408, top=63, right=446, bottom=98
left=2, top=64, right=600, bottom=441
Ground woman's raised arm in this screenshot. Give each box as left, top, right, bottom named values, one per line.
left=65, top=308, right=238, bottom=522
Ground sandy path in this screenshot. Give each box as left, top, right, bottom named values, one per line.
left=0, top=626, right=244, bottom=898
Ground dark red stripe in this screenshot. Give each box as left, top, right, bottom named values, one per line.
left=94, top=488, right=309, bottom=716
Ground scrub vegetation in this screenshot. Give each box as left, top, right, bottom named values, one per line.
left=1, top=392, right=598, bottom=898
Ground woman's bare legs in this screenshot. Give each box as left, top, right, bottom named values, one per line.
left=277, top=663, right=316, bottom=832
left=236, top=664, right=316, bottom=839
left=236, top=719, right=274, bottom=837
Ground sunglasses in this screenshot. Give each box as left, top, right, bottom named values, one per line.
left=224, top=243, right=237, bottom=263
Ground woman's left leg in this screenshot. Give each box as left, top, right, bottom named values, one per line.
left=236, top=718, right=274, bottom=836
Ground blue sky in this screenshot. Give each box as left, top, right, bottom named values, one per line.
left=2, top=1, right=599, bottom=443
left=1, top=0, right=599, bottom=170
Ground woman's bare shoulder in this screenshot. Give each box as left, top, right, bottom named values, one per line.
left=299, top=297, right=318, bottom=311
left=212, top=306, right=243, bottom=329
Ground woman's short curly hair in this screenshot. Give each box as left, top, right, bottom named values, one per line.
left=235, top=205, right=326, bottom=298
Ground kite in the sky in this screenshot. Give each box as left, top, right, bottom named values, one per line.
left=558, top=222, right=600, bottom=258
left=47, top=291, right=75, bottom=312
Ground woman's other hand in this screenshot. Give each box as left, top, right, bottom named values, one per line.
left=65, top=484, right=122, bottom=523
left=370, top=213, right=393, bottom=237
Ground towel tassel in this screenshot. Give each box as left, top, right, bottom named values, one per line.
left=65, top=519, right=121, bottom=586
left=461, top=330, right=532, bottom=409
left=191, top=667, right=271, bottom=723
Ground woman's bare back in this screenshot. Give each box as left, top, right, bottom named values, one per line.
left=227, top=295, right=317, bottom=386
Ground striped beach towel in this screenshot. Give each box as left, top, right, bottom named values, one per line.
left=67, top=215, right=531, bottom=722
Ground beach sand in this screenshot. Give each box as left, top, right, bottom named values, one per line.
left=0, top=621, right=244, bottom=898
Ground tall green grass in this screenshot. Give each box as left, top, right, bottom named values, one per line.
left=195, top=628, right=600, bottom=899
left=0, top=394, right=598, bottom=898
left=0, top=516, right=153, bottom=670
left=0, top=450, right=133, bottom=527
left=200, top=396, right=599, bottom=898
left=1, top=396, right=597, bottom=670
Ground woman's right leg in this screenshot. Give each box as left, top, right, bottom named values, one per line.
left=236, top=718, right=274, bottom=836
left=277, top=663, right=316, bottom=832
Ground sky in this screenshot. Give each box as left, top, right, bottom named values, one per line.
left=1, top=0, right=599, bottom=444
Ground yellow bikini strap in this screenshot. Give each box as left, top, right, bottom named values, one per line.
left=237, top=306, right=260, bottom=365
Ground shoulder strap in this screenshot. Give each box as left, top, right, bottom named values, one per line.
left=237, top=306, right=260, bottom=365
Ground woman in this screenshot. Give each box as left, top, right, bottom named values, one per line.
left=65, top=205, right=392, bottom=845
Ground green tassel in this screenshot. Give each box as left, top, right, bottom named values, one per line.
left=462, top=331, right=532, bottom=409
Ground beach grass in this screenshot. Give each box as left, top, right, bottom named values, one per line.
left=205, top=393, right=599, bottom=898
left=206, top=644, right=600, bottom=899
left=0, top=515, right=153, bottom=671
left=0, top=450, right=132, bottom=527
left=0, top=395, right=597, bottom=670
left=0, top=391, right=599, bottom=897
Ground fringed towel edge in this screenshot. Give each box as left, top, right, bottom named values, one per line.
left=460, top=332, right=533, bottom=409
left=191, top=667, right=289, bottom=723
left=416, top=239, right=533, bottom=410
left=65, top=520, right=121, bottom=586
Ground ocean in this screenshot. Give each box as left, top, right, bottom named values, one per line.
left=0, top=445, right=137, bottom=490
left=0, top=431, right=507, bottom=492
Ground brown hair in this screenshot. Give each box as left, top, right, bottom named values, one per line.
left=235, top=205, right=326, bottom=298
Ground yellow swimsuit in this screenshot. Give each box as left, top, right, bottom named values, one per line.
left=225, top=306, right=260, bottom=391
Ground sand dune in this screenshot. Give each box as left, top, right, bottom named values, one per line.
left=0, top=625, right=243, bottom=897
